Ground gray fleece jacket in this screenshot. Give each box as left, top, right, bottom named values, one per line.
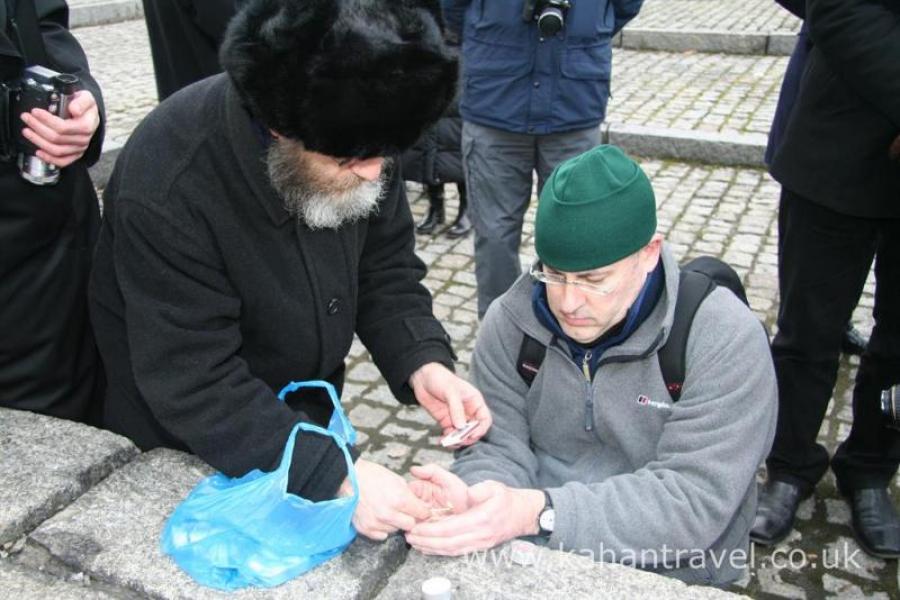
left=453, top=246, right=777, bottom=586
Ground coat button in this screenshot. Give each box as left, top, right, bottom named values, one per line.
left=327, top=298, right=341, bottom=315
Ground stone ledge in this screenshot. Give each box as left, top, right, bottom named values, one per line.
left=70, top=0, right=143, bottom=29
left=376, top=542, right=748, bottom=599
left=617, top=28, right=797, bottom=56
left=605, top=123, right=767, bottom=168
left=0, top=408, right=138, bottom=546
left=26, top=448, right=408, bottom=599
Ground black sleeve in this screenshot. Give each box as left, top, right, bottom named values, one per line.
left=775, top=0, right=805, bottom=20
left=113, top=196, right=352, bottom=501
left=808, top=0, right=900, bottom=128
left=35, top=0, right=106, bottom=166
left=355, top=165, right=456, bottom=405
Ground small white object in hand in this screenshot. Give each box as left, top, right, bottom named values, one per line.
left=440, top=420, right=479, bottom=447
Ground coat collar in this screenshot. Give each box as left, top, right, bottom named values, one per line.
left=224, top=78, right=293, bottom=228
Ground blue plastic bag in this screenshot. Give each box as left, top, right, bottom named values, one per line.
left=161, top=380, right=359, bottom=590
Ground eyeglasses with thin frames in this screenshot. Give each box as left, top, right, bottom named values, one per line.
left=530, top=263, right=631, bottom=296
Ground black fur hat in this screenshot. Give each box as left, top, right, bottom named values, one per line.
left=220, top=0, right=459, bottom=158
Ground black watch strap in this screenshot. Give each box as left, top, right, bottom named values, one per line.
left=537, top=489, right=554, bottom=537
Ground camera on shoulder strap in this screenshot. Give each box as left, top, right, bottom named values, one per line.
left=522, top=0, right=572, bottom=38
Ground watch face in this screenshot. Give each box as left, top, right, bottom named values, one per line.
left=539, top=508, right=555, bottom=532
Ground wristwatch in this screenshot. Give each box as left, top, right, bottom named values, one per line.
left=537, top=490, right=555, bottom=538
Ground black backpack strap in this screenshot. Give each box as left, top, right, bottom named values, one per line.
left=517, top=334, right=547, bottom=387
left=658, top=270, right=716, bottom=402
left=5, top=0, right=49, bottom=66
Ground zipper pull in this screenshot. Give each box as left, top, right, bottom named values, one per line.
left=583, top=350, right=593, bottom=431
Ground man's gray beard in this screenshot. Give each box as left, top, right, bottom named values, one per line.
left=266, top=141, right=387, bottom=230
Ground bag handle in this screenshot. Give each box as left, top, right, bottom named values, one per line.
left=278, top=419, right=360, bottom=501
left=277, top=380, right=357, bottom=446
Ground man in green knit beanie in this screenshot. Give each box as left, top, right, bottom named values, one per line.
left=404, top=145, right=777, bottom=587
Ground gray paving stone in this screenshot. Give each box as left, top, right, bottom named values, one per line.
left=376, top=542, right=746, bottom=599
left=0, top=561, right=120, bottom=600
left=27, top=448, right=407, bottom=599
left=821, top=574, right=889, bottom=599
left=822, top=538, right=883, bottom=582
left=753, top=563, right=806, bottom=599
left=0, top=409, right=138, bottom=546
left=410, top=448, right=454, bottom=470
left=69, top=0, right=143, bottom=29
left=379, top=423, right=429, bottom=443
left=824, top=499, right=851, bottom=526
left=349, top=404, right=391, bottom=430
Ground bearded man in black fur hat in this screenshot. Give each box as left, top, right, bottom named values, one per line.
left=89, top=0, right=491, bottom=540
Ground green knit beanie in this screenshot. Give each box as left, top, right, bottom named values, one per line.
left=535, top=145, right=656, bottom=272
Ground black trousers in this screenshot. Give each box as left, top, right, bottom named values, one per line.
left=767, top=188, right=900, bottom=491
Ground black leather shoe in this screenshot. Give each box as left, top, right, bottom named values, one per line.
left=416, top=205, right=445, bottom=234
left=841, top=324, right=868, bottom=356
left=445, top=212, right=471, bottom=239
left=844, top=488, right=900, bottom=559
left=750, top=480, right=812, bottom=545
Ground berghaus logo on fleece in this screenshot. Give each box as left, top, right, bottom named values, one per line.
left=637, top=394, right=669, bottom=410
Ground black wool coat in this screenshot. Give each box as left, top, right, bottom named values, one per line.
left=89, top=75, right=455, bottom=500
left=0, top=0, right=106, bottom=422
left=770, top=0, right=900, bottom=218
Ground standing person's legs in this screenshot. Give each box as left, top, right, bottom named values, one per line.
left=752, top=188, right=877, bottom=545
left=535, top=127, right=600, bottom=192
left=767, top=189, right=878, bottom=488
left=462, top=121, right=535, bottom=318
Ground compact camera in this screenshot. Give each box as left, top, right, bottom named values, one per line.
left=1, top=65, right=79, bottom=185
left=881, top=384, right=900, bottom=431
left=522, top=0, right=572, bottom=37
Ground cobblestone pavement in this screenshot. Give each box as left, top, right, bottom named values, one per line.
left=67, top=9, right=898, bottom=600
left=629, top=0, right=801, bottom=34
left=608, top=50, right=787, bottom=136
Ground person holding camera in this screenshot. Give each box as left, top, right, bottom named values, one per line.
left=0, top=0, right=105, bottom=422
left=752, top=0, right=900, bottom=559
left=441, top=0, right=645, bottom=319
left=404, top=146, right=777, bottom=586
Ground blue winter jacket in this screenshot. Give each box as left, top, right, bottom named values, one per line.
left=442, top=0, right=644, bottom=134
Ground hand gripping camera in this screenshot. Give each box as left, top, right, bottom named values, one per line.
left=1, top=65, right=79, bottom=185
left=523, top=0, right=572, bottom=37
left=881, top=384, right=900, bottom=431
